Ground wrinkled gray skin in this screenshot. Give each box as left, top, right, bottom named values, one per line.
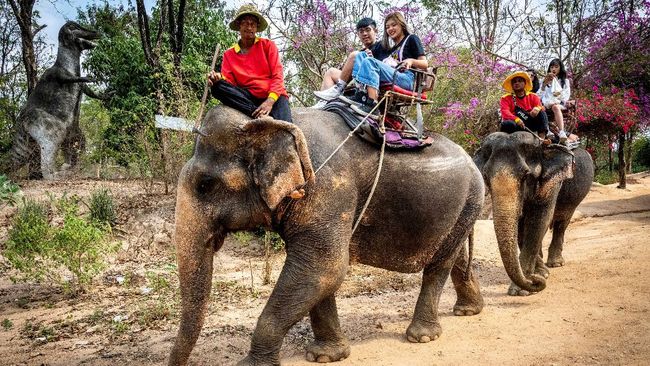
left=473, top=131, right=594, bottom=296
left=11, top=21, right=100, bottom=179
left=169, top=106, right=485, bottom=366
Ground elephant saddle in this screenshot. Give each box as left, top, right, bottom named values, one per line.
left=322, top=100, right=433, bottom=150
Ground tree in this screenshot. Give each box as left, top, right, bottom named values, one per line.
left=576, top=0, right=650, bottom=188
left=7, top=0, right=45, bottom=96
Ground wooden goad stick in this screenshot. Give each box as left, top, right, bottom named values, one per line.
left=193, top=44, right=221, bottom=135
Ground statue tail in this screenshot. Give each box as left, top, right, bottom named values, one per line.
left=9, top=123, right=36, bottom=172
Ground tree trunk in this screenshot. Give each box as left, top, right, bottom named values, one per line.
left=625, top=132, right=633, bottom=173
left=8, top=0, right=38, bottom=96
left=617, top=132, right=626, bottom=189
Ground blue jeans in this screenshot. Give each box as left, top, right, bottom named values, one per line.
left=352, top=52, right=415, bottom=91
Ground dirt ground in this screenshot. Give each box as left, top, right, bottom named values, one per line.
left=0, top=172, right=649, bottom=366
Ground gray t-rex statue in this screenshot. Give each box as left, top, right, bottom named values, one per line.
left=10, top=21, right=101, bottom=179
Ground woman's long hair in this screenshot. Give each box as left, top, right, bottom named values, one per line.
left=547, top=58, right=567, bottom=87
left=381, top=12, right=410, bottom=50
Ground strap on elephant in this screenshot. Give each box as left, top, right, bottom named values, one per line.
left=313, top=99, right=388, bottom=235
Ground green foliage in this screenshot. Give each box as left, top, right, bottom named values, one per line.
left=2, top=318, right=13, bottom=330
left=265, top=231, right=285, bottom=251
left=632, top=136, right=650, bottom=171
left=2, top=194, right=117, bottom=294
left=89, top=188, right=116, bottom=227
left=0, top=174, right=20, bottom=207
left=4, top=199, right=51, bottom=281
left=595, top=169, right=619, bottom=185
left=78, top=0, right=236, bottom=170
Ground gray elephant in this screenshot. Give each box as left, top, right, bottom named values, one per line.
left=169, top=106, right=485, bottom=365
left=473, top=131, right=594, bottom=296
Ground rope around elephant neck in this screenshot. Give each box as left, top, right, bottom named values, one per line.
left=352, top=133, right=386, bottom=234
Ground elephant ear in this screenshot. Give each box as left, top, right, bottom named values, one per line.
left=242, top=117, right=315, bottom=211
left=539, top=145, right=575, bottom=199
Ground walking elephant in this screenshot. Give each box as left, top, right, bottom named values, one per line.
left=473, top=131, right=594, bottom=296
left=169, top=106, right=485, bottom=365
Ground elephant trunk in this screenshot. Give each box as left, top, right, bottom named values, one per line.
left=490, top=171, right=546, bottom=293
left=168, top=191, right=221, bottom=366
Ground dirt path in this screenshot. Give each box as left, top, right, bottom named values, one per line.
left=1, top=174, right=649, bottom=365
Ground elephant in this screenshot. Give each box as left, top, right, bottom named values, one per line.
left=473, top=131, right=594, bottom=296
left=169, top=105, right=486, bottom=365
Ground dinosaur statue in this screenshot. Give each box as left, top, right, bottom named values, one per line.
left=10, top=21, right=101, bottom=179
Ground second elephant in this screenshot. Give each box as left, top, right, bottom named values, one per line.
left=474, top=131, right=594, bottom=296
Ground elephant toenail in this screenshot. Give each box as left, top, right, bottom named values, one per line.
left=306, top=352, right=316, bottom=362
left=316, top=355, right=331, bottom=363
left=407, top=335, right=418, bottom=343
left=420, top=336, right=431, bottom=343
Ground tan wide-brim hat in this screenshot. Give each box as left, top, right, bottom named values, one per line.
left=502, top=71, right=533, bottom=93
left=229, top=4, right=268, bottom=32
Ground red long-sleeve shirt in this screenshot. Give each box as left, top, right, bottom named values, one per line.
left=221, top=37, right=288, bottom=100
left=500, top=92, right=543, bottom=122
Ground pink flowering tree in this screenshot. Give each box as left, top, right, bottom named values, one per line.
left=575, top=0, right=650, bottom=188
left=262, top=0, right=374, bottom=105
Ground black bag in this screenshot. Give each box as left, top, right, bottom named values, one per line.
left=513, top=95, right=531, bottom=123
left=515, top=105, right=531, bottom=122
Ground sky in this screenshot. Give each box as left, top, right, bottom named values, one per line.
left=34, top=0, right=155, bottom=50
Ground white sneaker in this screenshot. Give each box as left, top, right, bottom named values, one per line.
left=558, top=130, right=568, bottom=144
left=314, top=81, right=345, bottom=101
left=311, top=99, right=328, bottom=109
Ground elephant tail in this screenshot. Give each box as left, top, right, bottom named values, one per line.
left=465, top=228, right=474, bottom=281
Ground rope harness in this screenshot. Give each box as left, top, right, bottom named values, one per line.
left=314, top=95, right=388, bottom=235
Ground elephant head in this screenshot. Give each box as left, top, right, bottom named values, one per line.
left=168, top=107, right=314, bottom=365
left=473, top=131, right=574, bottom=293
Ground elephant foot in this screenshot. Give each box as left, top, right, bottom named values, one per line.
left=453, top=301, right=483, bottom=316
left=305, top=340, right=351, bottom=363
left=546, top=256, right=565, bottom=268
left=237, top=355, right=280, bottom=366
left=406, top=319, right=442, bottom=343
left=507, top=283, right=537, bottom=296
left=535, top=264, right=550, bottom=279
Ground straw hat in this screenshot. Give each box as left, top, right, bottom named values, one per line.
left=502, top=71, right=533, bottom=93
left=229, top=4, right=268, bottom=32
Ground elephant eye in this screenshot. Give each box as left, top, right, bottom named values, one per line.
left=196, top=175, right=217, bottom=196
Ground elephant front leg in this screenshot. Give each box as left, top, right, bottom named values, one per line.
left=450, top=245, right=483, bottom=316
left=241, top=250, right=349, bottom=365
left=406, top=257, right=456, bottom=343
left=306, top=295, right=351, bottom=363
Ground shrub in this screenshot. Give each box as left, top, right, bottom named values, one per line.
left=3, top=194, right=118, bottom=294
left=0, top=174, right=21, bottom=208
left=89, top=188, right=116, bottom=227
left=4, top=199, right=52, bottom=281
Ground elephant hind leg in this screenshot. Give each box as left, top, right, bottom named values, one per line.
left=450, top=244, right=484, bottom=316
left=547, top=217, right=571, bottom=267
left=306, top=295, right=351, bottom=363
left=406, top=248, right=461, bottom=343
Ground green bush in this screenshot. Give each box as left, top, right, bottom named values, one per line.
left=595, top=169, right=619, bottom=185
left=89, top=188, right=116, bottom=227
left=632, top=136, right=650, bottom=172
left=0, top=174, right=21, bottom=207
left=4, top=199, right=52, bottom=281
left=3, top=194, right=117, bottom=294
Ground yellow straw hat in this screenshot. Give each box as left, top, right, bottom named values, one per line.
left=502, top=71, right=533, bottom=93
left=229, top=4, right=268, bottom=32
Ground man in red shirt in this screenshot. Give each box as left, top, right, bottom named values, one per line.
left=499, top=71, right=549, bottom=139
left=207, top=4, right=291, bottom=122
